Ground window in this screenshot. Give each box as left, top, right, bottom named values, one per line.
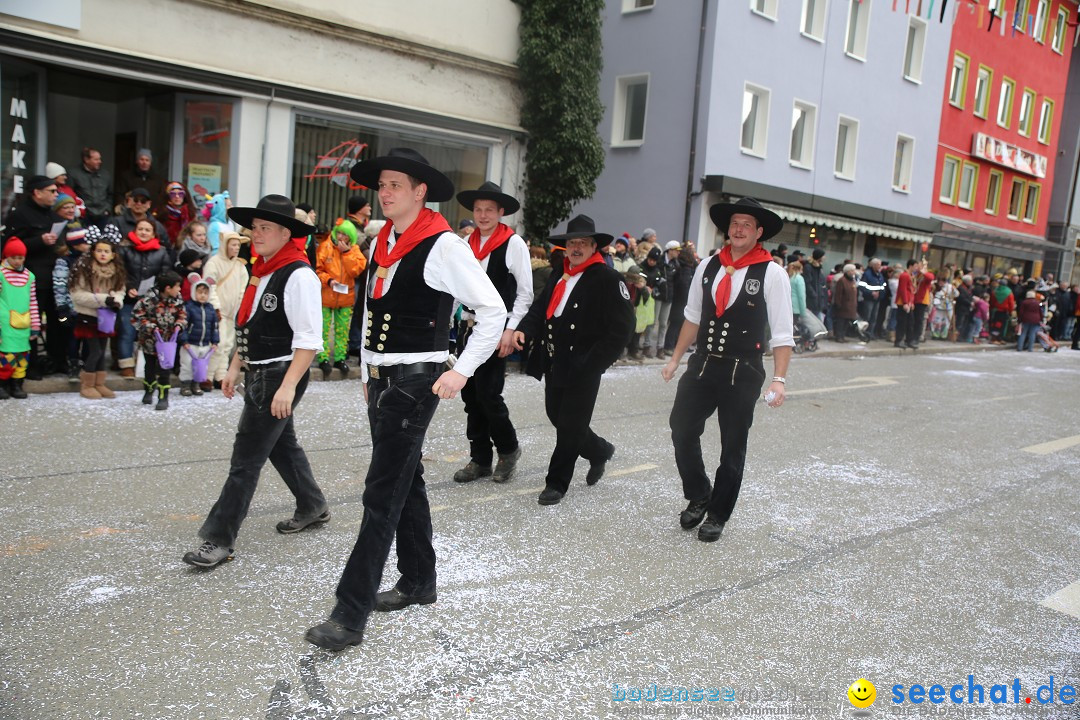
left=751, top=0, right=779, bottom=19
left=845, top=0, right=871, bottom=59
left=1013, top=0, right=1031, bottom=32
left=801, top=0, right=827, bottom=40
left=903, top=17, right=927, bottom=82
left=834, top=116, right=859, bottom=180
left=1052, top=8, right=1068, bottom=53
left=957, top=162, right=978, bottom=209
left=985, top=170, right=1003, bottom=215
left=1023, top=183, right=1040, bottom=223
left=1038, top=98, right=1054, bottom=144
left=1034, top=0, right=1050, bottom=42
left=1007, top=178, right=1026, bottom=219
left=612, top=74, right=649, bottom=146
left=790, top=101, right=817, bottom=168
left=940, top=156, right=961, bottom=204
left=949, top=53, right=969, bottom=108
left=741, top=84, right=770, bottom=157
left=893, top=135, right=914, bottom=192
left=997, top=78, right=1015, bottom=128
left=1018, top=89, right=1036, bottom=136
left=974, top=66, right=993, bottom=118
left=622, top=0, right=655, bottom=11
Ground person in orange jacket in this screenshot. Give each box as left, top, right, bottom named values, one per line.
left=316, top=219, right=366, bottom=378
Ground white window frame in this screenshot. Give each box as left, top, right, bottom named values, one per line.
left=834, top=115, right=859, bottom=181
left=1018, top=89, right=1036, bottom=137
left=973, top=65, right=992, bottom=119
left=1052, top=8, right=1068, bottom=53
left=1038, top=98, right=1053, bottom=145
left=1034, top=0, right=1050, bottom=43
left=940, top=156, right=961, bottom=204
left=957, top=162, right=978, bottom=210
left=789, top=100, right=818, bottom=169
left=997, top=78, right=1015, bottom=129
left=949, top=53, right=968, bottom=108
left=801, top=0, right=828, bottom=41
left=751, top=0, right=779, bottom=21
left=892, top=134, right=915, bottom=193
left=611, top=74, right=650, bottom=148
left=844, top=0, right=871, bottom=61
left=903, top=16, right=927, bottom=83
left=741, top=83, right=771, bottom=158
left=621, top=0, right=655, bottom=14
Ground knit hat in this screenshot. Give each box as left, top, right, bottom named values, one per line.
left=137, top=148, right=152, bottom=160
left=178, top=248, right=203, bottom=268
left=347, top=196, right=370, bottom=214
left=101, top=225, right=123, bottom=245
left=614, top=237, right=629, bottom=248
left=332, top=220, right=359, bottom=245
left=65, top=227, right=88, bottom=246
left=53, top=193, right=76, bottom=211
left=3, top=238, right=28, bottom=258
left=25, top=175, right=55, bottom=192
left=812, top=248, right=826, bottom=260
left=458, top=218, right=476, bottom=230
left=45, top=162, right=67, bottom=179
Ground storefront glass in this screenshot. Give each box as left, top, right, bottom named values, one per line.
left=182, top=99, right=233, bottom=208
left=1, top=59, right=42, bottom=219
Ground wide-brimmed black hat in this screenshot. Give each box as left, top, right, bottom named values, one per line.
left=547, top=214, right=614, bottom=248
left=457, top=181, right=520, bottom=215
left=228, top=194, right=316, bottom=237
left=349, top=147, right=454, bottom=202
left=708, top=197, right=784, bottom=242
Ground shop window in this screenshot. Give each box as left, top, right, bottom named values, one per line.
left=903, top=17, right=927, bottom=82
left=613, top=74, right=649, bottom=146
left=801, top=0, right=827, bottom=40
left=985, top=170, right=1003, bottom=215
left=973, top=66, right=993, bottom=119
left=892, top=135, right=914, bottom=193
left=181, top=98, right=234, bottom=207
left=0, top=61, right=42, bottom=220
left=741, top=84, right=770, bottom=157
left=790, top=100, right=817, bottom=169
left=834, top=116, right=858, bottom=180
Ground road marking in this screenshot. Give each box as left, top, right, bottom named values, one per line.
left=1021, top=434, right=1080, bottom=455
left=787, top=376, right=902, bottom=397
left=1041, top=581, right=1080, bottom=621
left=979, top=392, right=1038, bottom=403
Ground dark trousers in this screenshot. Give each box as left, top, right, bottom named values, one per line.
left=670, top=354, right=765, bottom=523
left=913, top=304, right=928, bottom=343
left=543, top=372, right=611, bottom=493
left=331, top=370, right=441, bottom=631
left=1073, top=318, right=1080, bottom=348
left=834, top=316, right=852, bottom=342
left=198, top=366, right=326, bottom=548
left=460, top=351, right=518, bottom=465
left=83, top=336, right=108, bottom=373
left=894, top=307, right=914, bottom=346
left=144, top=354, right=172, bottom=388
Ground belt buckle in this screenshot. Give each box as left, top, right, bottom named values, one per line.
left=369, top=365, right=380, bottom=380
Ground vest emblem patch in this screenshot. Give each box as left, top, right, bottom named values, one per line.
left=619, top=281, right=630, bottom=301
left=261, top=293, right=279, bottom=312
left=744, top=279, right=761, bottom=295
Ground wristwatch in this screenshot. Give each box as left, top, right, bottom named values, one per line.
left=772, top=377, right=786, bottom=384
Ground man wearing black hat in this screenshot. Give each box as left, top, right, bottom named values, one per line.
left=306, top=148, right=505, bottom=652
left=661, top=198, right=794, bottom=543
left=182, top=194, right=330, bottom=568
left=115, top=187, right=168, bottom=244
left=512, top=214, right=634, bottom=506
left=452, top=181, right=533, bottom=484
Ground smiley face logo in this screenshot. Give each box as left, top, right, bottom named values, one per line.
left=847, top=679, right=876, bottom=708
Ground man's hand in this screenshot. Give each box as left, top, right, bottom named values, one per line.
left=128, top=288, right=138, bottom=299
left=765, top=381, right=786, bottom=408
left=497, top=329, right=517, bottom=358
left=271, top=382, right=296, bottom=419
left=661, top=359, right=679, bottom=383
left=511, top=330, right=526, bottom=351
left=222, top=365, right=241, bottom=399
left=432, top=369, right=467, bottom=399
left=42, top=233, right=57, bottom=246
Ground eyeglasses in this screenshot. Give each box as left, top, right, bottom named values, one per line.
left=132, top=197, right=151, bottom=203
left=43, top=188, right=59, bottom=194
left=168, top=190, right=185, bottom=196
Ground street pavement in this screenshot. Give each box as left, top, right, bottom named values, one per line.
left=1, top=346, right=1078, bottom=720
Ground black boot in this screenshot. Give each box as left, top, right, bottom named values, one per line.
left=155, top=384, right=170, bottom=411
left=9, top=378, right=27, bottom=399
left=0, top=380, right=9, bottom=400
left=334, top=360, right=350, bottom=379
left=142, top=380, right=156, bottom=405
left=192, top=380, right=204, bottom=396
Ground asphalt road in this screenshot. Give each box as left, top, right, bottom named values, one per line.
left=1, top=348, right=1078, bottom=720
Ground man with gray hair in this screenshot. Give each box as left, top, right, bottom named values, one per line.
left=858, top=258, right=886, bottom=339
left=115, top=148, right=164, bottom=208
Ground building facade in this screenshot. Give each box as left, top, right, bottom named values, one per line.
left=930, top=0, right=1077, bottom=279
left=1, top=0, right=526, bottom=231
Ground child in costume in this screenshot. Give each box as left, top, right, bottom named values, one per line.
left=315, top=219, right=366, bottom=379
left=203, top=231, right=248, bottom=387
left=132, top=270, right=186, bottom=410
left=179, top=274, right=219, bottom=396
left=69, top=232, right=127, bottom=399
left=201, top=191, right=233, bottom=255
left=0, top=239, right=40, bottom=399
left=52, top=194, right=89, bottom=383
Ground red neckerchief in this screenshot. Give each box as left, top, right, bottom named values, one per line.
left=469, top=223, right=513, bottom=261
left=236, top=241, right=310, bottom=327
left=371, top=208, right=452, bottom=299
left=128, top=231, right=162, bottom=252
left=714, top=243, right=773, bottom=317
left=545, top=251, right=606, bottom=319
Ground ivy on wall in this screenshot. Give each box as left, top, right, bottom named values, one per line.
left=514, top=0, right=606, bottom=242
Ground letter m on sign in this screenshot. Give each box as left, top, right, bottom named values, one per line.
left=10, top=98, right=28, bottom=118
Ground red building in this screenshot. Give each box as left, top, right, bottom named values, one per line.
left=930, top=0, right=1076, bottom=278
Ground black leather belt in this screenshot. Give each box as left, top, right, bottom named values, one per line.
left=367, top=361, right=441, bottom=380
left=245, top=360, right=292, bottom=373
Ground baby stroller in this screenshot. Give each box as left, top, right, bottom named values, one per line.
left=794, top=312, right=827, bottom=353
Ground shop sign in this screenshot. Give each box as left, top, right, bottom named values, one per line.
left=972, top=132, right=1047, bottom=179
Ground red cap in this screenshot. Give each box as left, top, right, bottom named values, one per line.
left=3, top=238, right=27, bottom=258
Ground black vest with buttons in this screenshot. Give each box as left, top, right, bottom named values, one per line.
left=364, top=234, right=453, bottom=354
left=695, top=256, right=770, bottom=359
left=484, top=238, right=517, bottom=312
left=236, top=261, right=308, bottom=362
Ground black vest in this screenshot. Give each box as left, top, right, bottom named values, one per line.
left=695, top=257, right=769, bottom=359
left=364, top=234, right=453, bottom=354
left=236, top=261, right=308, bottom=362
left=484, top=239, right=517, bottom=312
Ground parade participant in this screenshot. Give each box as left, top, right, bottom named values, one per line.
left=305, top=148, right=504, bottom=652
left=512, top=214, right=634, bottom=506
left=661, top=198, right=793, bottom=542
left=452, top=181, right=533, bottom=484
left=0, top=239, right=40, bottom=400
left=182, top=194, right=330, bottom=568
left=893, top=259, right=919, bottom=349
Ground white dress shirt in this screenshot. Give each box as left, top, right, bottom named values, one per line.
left=460, top=232, right=534, bottom=330
left=684, top=256, right=795, bottom=349
left=247, top=265, right=324, bottom=364
left=360, top=230, right=505, bottom=382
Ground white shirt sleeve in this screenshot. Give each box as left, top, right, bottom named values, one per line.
left=682, top=257, right=711, bottom=326
left=505, top=234, right=534, bottom=330
left=284, top=267, right=324, bottom=353
left=764, top=262, right=795, bottom=349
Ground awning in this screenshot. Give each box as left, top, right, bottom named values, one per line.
left=760, top=202, right=933, bottom=245
left=931, top=215, right=1056, bottom=261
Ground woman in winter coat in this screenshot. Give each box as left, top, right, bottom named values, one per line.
left=202, top=231, right=248, bottom=386
left=832, top=264, right=859, bottom=342
left=155, top=181, right=198, bottom=248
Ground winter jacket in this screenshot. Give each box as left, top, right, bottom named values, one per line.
left=156, top=203, right=196, bottom=247
left=316, top=236, right=366, bottom=308
left=1017, top=298, right=1043, bottom=326
left=52, top=253, right=83, bottom=315
left=639, top=249, right=667, bottom=300
left=803, top=261, right=827, bottom=314
left=68, top=164, right=113, bottom=217
left=180, top=299, right=220, bottom=346
left=1, top=198, right=58, bottom=288
left=131, top=288, right=186, bottom=355
left=120, top=240, right=172, bottom=304
left=790, top=273, right=807, bottom=316
left=203, top=245, right=248, bottom=322
left=832, top=275, right=858, bottom=319
left=115, top=167, right=165, bottom=208
left=611, top=253, right=640, bottom=275
left=113, top=209, right=168, bottom=246
left=858, top=267, right=886, bottom=302
left=69, top=264, right=125, bottom=318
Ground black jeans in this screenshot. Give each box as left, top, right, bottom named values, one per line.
left=198, top=366, right=326, bottom=548
left=460, top=350, right=518, bottom=466
left=913, top=304, right=928, bottom=343
left=331, top=370, right=441, bottom=631
left=543, top=372, right=611, bottom=494
left=144, top=354, right=171, bottom=388
left=894, top=307, right=914, bottom=346
left=670, top=354, right=765, bottom=523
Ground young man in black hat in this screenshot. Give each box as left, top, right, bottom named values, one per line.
left=661, top=198, right=794, bottom=543
left=305, top=148, right=505, bottom=652
left=512, top=214, right=634, bottom=506
left=452, top=181, right=533, bottom=484
left=182, top=194, right=330, bottom=568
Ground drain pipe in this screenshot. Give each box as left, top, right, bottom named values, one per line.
left=259, top=86, right=275, bottom=197
left=681, top=0, right=710, bottom=246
